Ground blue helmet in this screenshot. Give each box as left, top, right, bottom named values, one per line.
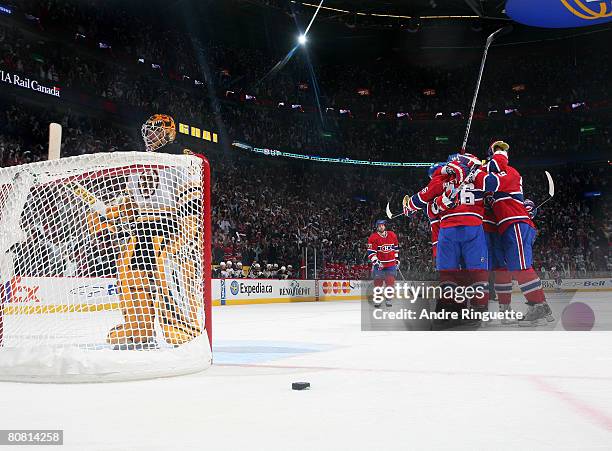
left=446, top=153, right=458, bottom=163
left=428, top=162, right=445, bottom=179
left=375, top=219, right=387, bottom=229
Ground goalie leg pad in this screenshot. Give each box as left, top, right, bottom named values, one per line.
left=108, top=237, right=156, bottom=345
left=155, top=236, right=202, bottom=345
left=107, top=270, right=156, bottom=345
left=160, top=323, right=200, bottom=346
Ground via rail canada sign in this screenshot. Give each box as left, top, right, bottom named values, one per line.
left=506, top=0, right=612, bottom=28
left=0, top=70, right=61, bottom=97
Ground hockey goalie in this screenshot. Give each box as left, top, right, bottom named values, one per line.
left=87, top=165, right=203, bottom=349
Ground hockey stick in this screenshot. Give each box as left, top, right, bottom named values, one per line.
left=385, top=202, right=403, bottom=220
left=48, top=123, right=62, bottom=160
left=536, top=171, right=555, bottom=210
left=63, top=180, right=109, bottom=218
left=386, top=26, right=512, bottom=217
left=47, top=122, right=114, bottom=218
left=386, top=200, right=418, bottom=220
left=397, top=267, right=406, bottom=281
left=461, top=25, right=513, bottom=153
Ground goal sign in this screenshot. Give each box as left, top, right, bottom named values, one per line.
left=0, top=152, right=212, bottom=382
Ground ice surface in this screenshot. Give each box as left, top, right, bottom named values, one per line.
left=1, top=292, right=612, bottom=450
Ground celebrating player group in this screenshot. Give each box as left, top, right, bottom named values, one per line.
left=368, top=140, right=554, bottom=327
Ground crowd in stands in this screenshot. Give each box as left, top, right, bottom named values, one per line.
left=212, top=260, right=296, bottom=279
left=211, top=154, right=610, bottom=279
left=3, top=1, right=612, bottom=119
left=0, top=1, right=610, bottom=279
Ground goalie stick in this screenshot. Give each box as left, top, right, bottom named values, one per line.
left=48, top=123, right=62, bottom=161
left=47, top=123, right=111, bottom=218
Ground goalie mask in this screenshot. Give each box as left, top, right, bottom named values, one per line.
left=141, top=114, right=177, bottom=152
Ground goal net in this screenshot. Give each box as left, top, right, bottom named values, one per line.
left=0, top=152, right=212, bottom=382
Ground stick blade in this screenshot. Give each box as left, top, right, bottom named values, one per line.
left=385, top=202, right=393, bottom=219
left=545, top=171, right=555, bottom=197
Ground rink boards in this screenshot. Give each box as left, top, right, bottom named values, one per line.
left=0, top=276, right=610, bottom=312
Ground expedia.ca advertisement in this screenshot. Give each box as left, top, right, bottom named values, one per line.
left=216, top=279, right=316, bottom=305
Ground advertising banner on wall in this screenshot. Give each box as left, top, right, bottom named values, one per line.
left=2, top=277, right=119, bottom=314
left=3, top=277, right=609, bottom=314
left=0, top=70, right=61, bottom=98
left=215, top=279, right=316, bottom=305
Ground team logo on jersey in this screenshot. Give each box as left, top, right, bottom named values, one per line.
left=506, top=0, right=612, bottom=28
left=379, top=244, right=395, bottom=252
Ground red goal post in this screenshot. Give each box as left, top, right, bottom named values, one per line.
left=198, top=154, right=213, bottom=351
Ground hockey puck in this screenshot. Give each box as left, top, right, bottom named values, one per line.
left=292, top=382, right=310, bottom=390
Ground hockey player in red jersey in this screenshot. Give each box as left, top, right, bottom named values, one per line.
left=367, top=220, right=399, bottom=307
left=425, top=163, right=445, bottom=260
left=483, top=194, right=516, bottom=324
left=484, top=141, right=554, bottom=326
left=403, top=155, right=493, bottom=318
left=427, top=202, right=440, bottom=261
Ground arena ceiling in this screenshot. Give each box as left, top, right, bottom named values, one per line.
left=293, top=0, right=508, bottom=20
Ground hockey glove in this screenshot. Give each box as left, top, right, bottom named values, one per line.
left=524, top=198, right=537, bottom=219
left=371, top=257, right=382, bottom=270
left=432, top=188, right=458, bottom=213
left=402, top=195, right=412, bottom=216
left=442, top=162, right=469, bottom=184
left=484, top=194, right=495, bottom=212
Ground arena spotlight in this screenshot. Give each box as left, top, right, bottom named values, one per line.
left=298, top=34, right=307, bottom=45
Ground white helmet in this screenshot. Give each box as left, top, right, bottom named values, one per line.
left=226, top=261, right=233, bottom=267
left=237, top=262, right=243, bottom=267
left=273, top=263, right=279, bottom=269
left=220, top=262, right=226, bottom=267
left=281, top=266, right=286, bottom=271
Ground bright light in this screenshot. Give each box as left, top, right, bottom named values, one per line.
left=298, top=34, right=307, bottom=45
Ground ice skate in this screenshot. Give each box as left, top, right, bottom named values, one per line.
left=500, top=304, right=518, bottom=325
left=519, top=303, right=553, bottom=327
